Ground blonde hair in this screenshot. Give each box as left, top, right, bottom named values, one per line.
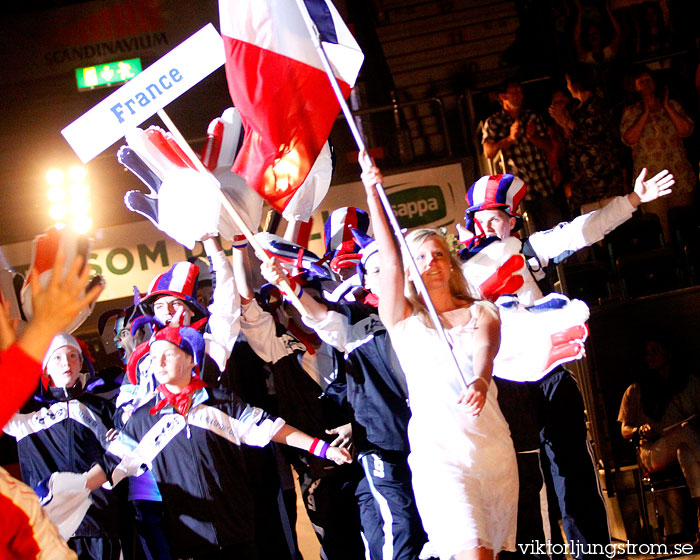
left=403, top=228, right=475, bottom=327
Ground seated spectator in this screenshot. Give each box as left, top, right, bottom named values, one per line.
left=618, top=335, right=700, bottom=541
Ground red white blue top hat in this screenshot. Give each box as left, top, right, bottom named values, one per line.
left=138, top=262, right=208, bottom=319
left=465, top=174, right=527, bottom=234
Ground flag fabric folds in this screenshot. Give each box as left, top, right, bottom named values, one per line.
left=218, top=0, right=364, bottom=213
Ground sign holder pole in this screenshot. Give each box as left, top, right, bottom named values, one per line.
left=156, top=109, right=309, bottom=317
left=293, top=0, right=469, bottom=390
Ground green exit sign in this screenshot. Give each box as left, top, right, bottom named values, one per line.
left=75, top=58, right=142, bottom=90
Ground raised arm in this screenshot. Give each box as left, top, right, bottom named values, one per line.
left=606, top=0, right=622, bottom=56
left=359, top=154, right=411, bottom=328
left=572, top=0, right=586, bottom=62
left=1, top=253, right=103, bottom=429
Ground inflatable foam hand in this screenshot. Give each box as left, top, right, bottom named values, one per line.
left=122, top=126, right=221, bottom=249
left=34, top=472, right=91, bottom=540
left=201, top=108, right=263, bottom=239
left=201, top=107, right=243, bottom=171
left=120, top=146, right=162, bottom=230
left=0, top=268, right=25, bottom=323
left=20, top=226, right=101, bottom=334
left=215, top=168, right=263, bottom=239
left=493, top=293, right=590, bottom=382
left=282, top=141, right=333, bottom=223
left=461, top=237, right=528, bottom=301
left=254, top=232, right=334, bottom=280
left=158, top=168, right=221, bottom=249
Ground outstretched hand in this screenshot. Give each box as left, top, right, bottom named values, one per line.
left=631, top=168, right=674, bottom=206
left=19, top=252, right=104, bottom=363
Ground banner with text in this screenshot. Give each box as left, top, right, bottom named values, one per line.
left=61, top=23, right=225, bottom=163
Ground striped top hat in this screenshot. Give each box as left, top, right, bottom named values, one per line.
left=465, top=174, right=527, bottom=234
left=139, top=262, right=208, bottom=318
left=323, top=207, right=370, bottom=273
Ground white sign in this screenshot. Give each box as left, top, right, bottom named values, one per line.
left=0, top=221, right=226, bottom=302
left=61, top=23, right=225, bottom=163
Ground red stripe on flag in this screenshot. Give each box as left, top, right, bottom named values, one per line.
left=223, top=36, right=351, bottom=213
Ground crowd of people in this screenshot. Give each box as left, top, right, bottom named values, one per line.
left=481, top=63, right=697, bottom=241
left=0, top=132, right=680, bottom=560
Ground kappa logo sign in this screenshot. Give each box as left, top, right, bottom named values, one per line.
left=388, top=185, right=447, bottom=228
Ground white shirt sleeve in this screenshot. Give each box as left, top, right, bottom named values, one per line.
left=302, top=310, right=352, bottom=352
left=240, top=299, right=305, bottom=364
left=204, top=250, right=241, bottom=372
left=528, top=195, right=636, bottom=267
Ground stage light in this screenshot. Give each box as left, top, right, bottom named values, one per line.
left=46, top=165, right=92, bottom=234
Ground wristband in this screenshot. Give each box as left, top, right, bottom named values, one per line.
left=232, top=234, right=248, bottom=249
left=309, top=437, right=330, bottom=459
left=280, top=277, right=303, bottom=302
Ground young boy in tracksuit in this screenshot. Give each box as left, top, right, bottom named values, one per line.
left=3, top=333, right=121, bottom=559
left=106, top=326, right=351, bottom=560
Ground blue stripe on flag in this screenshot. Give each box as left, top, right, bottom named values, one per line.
left=302, top=0, right=338, bottom=44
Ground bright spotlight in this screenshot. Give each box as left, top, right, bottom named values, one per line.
left=49, top=204, right=67, bottom=221
left=70, top=198, right=90, bottom=216
left=72, top=216, right=93, bottom=234
left=68, top=166, right=87, bottom=182
left=69, top=183, right=89, bottom=199
left=46, top=168, right=65, bottom=187
left=47, top=185, right=66, bottom=203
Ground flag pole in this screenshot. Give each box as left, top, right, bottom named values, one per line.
left=292, top=1, right=470, bottom=391
left=156, top=109, right=310, bottom=317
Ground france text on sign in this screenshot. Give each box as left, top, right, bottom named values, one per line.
left=62, top=24, right=225, bottom=163
left=76, top=58, right=143, bottom=90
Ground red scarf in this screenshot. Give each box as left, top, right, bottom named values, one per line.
left=149, top=379, right=207, bottom=416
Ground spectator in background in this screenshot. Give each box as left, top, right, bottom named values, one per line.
left=482, top=79, right=568, bottom=231
left=636, top=3, right=672, bottom=58
left=621, top=67, right=696, bottom=241
left=546, top=89, right=573, bottom=194
left=573, top=0, right=621, bottom=66
left=619, top=335, right=700, bottom=542
left=550, top=66, right=627, bottom=215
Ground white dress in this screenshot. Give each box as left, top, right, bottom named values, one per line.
left=389, top=303, right=518, bottom=559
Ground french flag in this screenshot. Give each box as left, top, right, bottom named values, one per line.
left=218, top=0, right=364, bottom=213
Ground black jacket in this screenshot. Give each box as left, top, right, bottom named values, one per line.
left=4, top=384, right=118, bottom=538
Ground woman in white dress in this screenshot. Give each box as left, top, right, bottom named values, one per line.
left=360, top=157, right=518, bottom=560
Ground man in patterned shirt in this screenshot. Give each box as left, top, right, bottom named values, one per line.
left=483, top=79, right=567, bottom=230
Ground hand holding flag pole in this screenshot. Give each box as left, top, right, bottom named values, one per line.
left=155, top=109, right=309, bottom=318
left=293, top=0, right=469, bottom=391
